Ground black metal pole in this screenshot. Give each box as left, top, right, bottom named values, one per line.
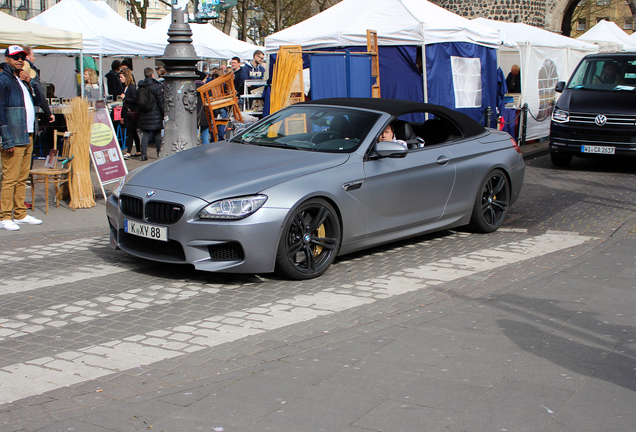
left=485, top=106, right=492, bottom=128
left=521, top=103, right=528, bottom=146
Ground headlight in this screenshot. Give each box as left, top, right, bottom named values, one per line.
left=198, top=195, right=267, bottom=220
left=111, top=176, right=126, bottom=198
left=551, top=108, right=569, bottom=123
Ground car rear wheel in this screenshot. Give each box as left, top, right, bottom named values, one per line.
left=468, top=169, right=510, bottom=233
left=275, top=199, right=341, bottom=280
left=550, top=152, right=572, bottom=167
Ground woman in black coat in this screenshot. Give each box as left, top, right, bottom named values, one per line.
left=119, top=69, right=141, bottom=158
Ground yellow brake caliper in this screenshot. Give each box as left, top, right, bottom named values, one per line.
left=313, top=224, right=326, bottom=256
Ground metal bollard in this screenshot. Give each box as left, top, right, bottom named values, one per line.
left=520, top=103, right=528, bottom=146
left=485, top=106, right=492, bottom=128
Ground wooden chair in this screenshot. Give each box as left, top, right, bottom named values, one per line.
left=197, top=72, right=243, bottom=142
left=29, top=130, right=75, bottom=215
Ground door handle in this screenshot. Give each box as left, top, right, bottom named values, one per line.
left=436, top=155, right=451, bottom=165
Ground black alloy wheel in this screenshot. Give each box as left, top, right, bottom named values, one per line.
left=468, top=169, right=510, bottom=233
left=275, top=199, right=341, bottom=280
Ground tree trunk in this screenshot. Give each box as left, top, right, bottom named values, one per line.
left=242, top=2, right=247, bottom=41
left=275, top=0, right=281, bottom=31
left=223, top=7, right=233, bottom=34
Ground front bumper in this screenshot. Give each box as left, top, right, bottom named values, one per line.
left=550, top=121, right=636, bottom=157
left=106, top=185, right=288, bottom=274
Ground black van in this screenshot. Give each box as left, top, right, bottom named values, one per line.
left=549, top=52, right=636, bottom=167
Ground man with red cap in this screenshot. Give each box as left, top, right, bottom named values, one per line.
left=0, top=45, right=45, bottom=231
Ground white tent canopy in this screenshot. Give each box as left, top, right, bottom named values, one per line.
left=28, top=0, right=166, bottom=56
left=475, top=18, right=598, bottom=140
left=265, top=0, right=501, bottom=52
left=0, top=12, right=83, bottom=50
left=147, top=15, right=262, bottom=61
left=627, top=25, right=636, bottom=47
left=578, top=20, right=636, bottom=51
left=29, top=0, right=168, bottom=98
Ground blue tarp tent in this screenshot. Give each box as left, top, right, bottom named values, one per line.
left=265, top=0, right=502, bottom=124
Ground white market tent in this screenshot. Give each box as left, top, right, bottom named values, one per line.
left=28, top=0, right=167, bottom=97
left=475, top=18, right=598, bottom=140
left=578, top=20, right=636, bottom=51
left=627, top=25, right=636, bottom=48
left=265, top=0, right=500, bottom=51
left=264, top=0, right=502, bottom=124
left=0, top=12, right=83, bottom=50
left=147, top=15, right=262, bottom=61
left=29, top=0, right=166, bottom=56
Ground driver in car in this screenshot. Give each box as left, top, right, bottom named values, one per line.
left=379, top=123, right=408, bottom=148
left=593, top=62, right=625, bottom=85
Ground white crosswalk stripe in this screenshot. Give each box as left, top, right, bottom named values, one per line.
left=0, top=232, right=594, bottom=405
left=0, top=237, right=148, bottom=297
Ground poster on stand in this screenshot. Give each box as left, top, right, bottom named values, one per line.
left=89, top=105, right=128, bottom=200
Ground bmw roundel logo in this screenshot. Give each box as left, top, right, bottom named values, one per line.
left=146, top=190, right=156, bottom=197
left=595, top=114, right=607, bottom=126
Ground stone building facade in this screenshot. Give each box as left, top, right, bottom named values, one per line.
left=431, top=0, right=635, bottom=35
left=430, top=0, right=548, bottom=27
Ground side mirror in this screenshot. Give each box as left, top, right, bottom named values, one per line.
left=555, top=81, right=565, bottom=93
left=375, top=141, right=407, bottom=158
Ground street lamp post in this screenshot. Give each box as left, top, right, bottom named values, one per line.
left=16, top=1, right=27, bottom=19
left=0, top=1, right=12, bottom=15
left=158, top=2, right=201, bottom=158
left=245, top=5, right=265, bottom=44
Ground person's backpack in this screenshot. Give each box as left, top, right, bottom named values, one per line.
left=137, top=83, right=156, bottom=113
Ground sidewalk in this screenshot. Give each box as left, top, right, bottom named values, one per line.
left=0, top=147, right=158, bottom=241
left=0, top=139, right=549, bottom=241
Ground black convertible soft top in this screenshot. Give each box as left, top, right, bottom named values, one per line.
left=298, top=98, right=486, bottom=138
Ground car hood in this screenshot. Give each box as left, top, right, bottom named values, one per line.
left=558, top=88, right=636, bottom=114
left=125, top=141, right=350, bottom=202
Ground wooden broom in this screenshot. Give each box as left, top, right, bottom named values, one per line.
left=64, top=97, right=96, bottom=209
left=270, top=49, right=303, bottom=114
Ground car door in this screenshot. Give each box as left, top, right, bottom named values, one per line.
left=363, top=145, right=456, bottom=238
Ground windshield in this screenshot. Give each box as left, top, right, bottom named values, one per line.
left=232, top=105, right=381, bottom=153
left=567, top=57, right=636, bottom=90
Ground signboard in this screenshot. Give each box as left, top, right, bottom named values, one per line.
left=89, top=106, right=128, bottom=200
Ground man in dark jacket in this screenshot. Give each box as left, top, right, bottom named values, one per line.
left=137, top=67, right=165, bottom=161
left=505, top=64, right=521, bottom=93
left=23, top=46, right=55, bottom=160
left=105, top=60, right=123, bottom=99
left=23, top=46, right=55, bottom=125
left=0, top=46, right=47, bottom=230
left=230, top=56, right=244, bottom=96
left=240, top=50, right=266, bottom=93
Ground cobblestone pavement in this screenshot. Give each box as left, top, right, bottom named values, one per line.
left=1, top=154, right=635, bottom=431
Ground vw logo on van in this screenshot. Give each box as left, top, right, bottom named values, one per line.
left=595, top=114, right=607, bottom=126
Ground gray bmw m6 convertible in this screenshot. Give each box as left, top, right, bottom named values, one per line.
left=107, top=98, right=525, bottom=280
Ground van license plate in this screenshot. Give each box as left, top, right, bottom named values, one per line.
left=581, top=145, right=615, bottom=155
left=124, top=220, right=168, bottom=242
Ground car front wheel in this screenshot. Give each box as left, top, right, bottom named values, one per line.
left=275, top=199, right=341, bottom=280
left=468, top=169, right=510, bottom=233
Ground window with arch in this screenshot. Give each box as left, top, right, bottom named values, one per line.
left=538, top=59, right=559, bottom=119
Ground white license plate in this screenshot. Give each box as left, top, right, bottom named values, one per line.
left=124, top=219, right=168, bottom=242
left=581, top=145, right=615, bottom=155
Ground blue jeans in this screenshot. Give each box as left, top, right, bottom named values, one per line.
left=217, top=108, right=228, bottom=140
left=201, top=127, right=210, bottom=145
